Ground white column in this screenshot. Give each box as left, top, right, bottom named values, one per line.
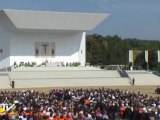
left=79, top=32, right=86, bottom=66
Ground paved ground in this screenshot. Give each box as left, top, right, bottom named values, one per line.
left=127, top=71, right=160, bottom=85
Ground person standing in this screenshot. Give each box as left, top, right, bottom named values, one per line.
left=132, top=78, right=135, bottom=85
left=11, top=80, right=15, bottom=89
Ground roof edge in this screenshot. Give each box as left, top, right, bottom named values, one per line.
left=2, top=9, right=109, bottom=16
left=1, top=9, right=18, bottom=29
left=1, top=9, right=110, bottom=31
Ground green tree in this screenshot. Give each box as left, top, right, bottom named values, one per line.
left=86, top=34, right=160, bottom=70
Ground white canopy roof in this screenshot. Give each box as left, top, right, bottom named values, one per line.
left=0, top=9, right=109, bottom=31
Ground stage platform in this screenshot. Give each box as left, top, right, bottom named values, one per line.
left=0, top=67, right=160, bottom=89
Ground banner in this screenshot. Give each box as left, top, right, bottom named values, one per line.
left=145, top=50, right=148, bottom=62
left=129, top=50, right=133, bottom=63
left=158, top=50, right=160, bottom=62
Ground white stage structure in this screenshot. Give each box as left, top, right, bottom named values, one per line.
left=0, top=9, right=109, bottom=68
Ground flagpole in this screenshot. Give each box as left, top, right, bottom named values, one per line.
left=145, top=50, right=149, bottom=71
left=129, top=50, right=134, bottom=71
left=132, top=50, right=134, bottom=71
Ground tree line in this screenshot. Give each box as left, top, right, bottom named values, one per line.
left=86, top=34, right=160, bottom=71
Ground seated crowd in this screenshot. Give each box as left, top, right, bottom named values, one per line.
left=0, top=88, right=160, bottom=120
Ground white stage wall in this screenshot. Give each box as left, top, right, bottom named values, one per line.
left=9, top=30, right=86, bottom=66
left=0, top=22, right=10, bottom=68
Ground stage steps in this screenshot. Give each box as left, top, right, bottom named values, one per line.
left=12, top=78, right=130, bottom=88
left=0, top=67, right=131, bottom=89
left=9, top=70, right=121, bottom=79
left=12, top=66, right=103, bottom=71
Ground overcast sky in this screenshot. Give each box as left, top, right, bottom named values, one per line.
left=0, top=0, right=160, bottom=40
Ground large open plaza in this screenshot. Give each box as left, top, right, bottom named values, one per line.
left=0, top=5, right=160, bottom=120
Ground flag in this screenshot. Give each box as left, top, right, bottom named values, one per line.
left=129, top=50, right=133, bottom=63
left=158, top=50, right=160, bottom=62
left=145, top=50, right=148, bottom=62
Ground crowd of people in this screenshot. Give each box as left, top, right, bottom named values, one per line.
left=0, top=88, right=160, bottom=120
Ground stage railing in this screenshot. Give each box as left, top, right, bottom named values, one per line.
left=0, top=66, right=12, bottom=72
left=117, top=66, right=133, bottom=85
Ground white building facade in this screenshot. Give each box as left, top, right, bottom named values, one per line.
left=0, top=9, right=109, bottom=68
